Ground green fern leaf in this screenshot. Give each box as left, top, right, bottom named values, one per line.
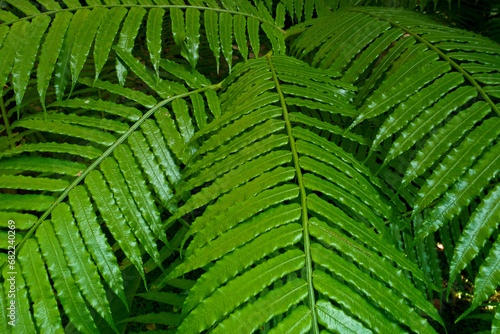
left=171, top=203, right=300, bottom=281
left=219, top=12, right=233, bottom=72
left=212, top=278, right=308, bottom=334
left=3, top=0, right=39, bottom=16
left=0, top=212, right=35, bottom=230
left=147, top=8, right=165, bottom=77
left=0, top=21, right=28, bottom=91
left=0, top=142, right=101, bottom=159
left=154, top=110, right=191, bottom=163
left=448, top=183, right=500, bottom=292
left=3, top=3, right=499, bottom=332
left=320, top=20, right=391, bottom=71
left=234, top=15, right=248, bottom=60
left=128, top=132, right=176, bottom=210
left=187, top=118, right=285, bottom=175
left=179, top=161, right=295, bottom=243
left=351, top=60, right=451, bottom=131
left=304, top=173, right=390, bottom=239
left=182, top=134, right=288, bottom=193
left=459, top=238, right=500, bottom=322
left=159, top=59, right=211, bottom=89
left=0, top=26, right=8, bottom=48
left=18, top=238, right=64, bottom=333
left=0, top=193, right=54, bottom=211
left=61, top=0, right=81, bottom=7
left=190, top=92, right=207, bottom=129
left=401, top=101, right=491, bottom=189
left=12, top=15, right=51, bottom=105
left=247, top=17, right=260, bottom=58
left=289, top=112, right=367, bottom=145
left=79, top=77, right=157, bottom=109
left=343, top=28, right=403, bottom=84
left=113, top=143, right=167, bottom=245
left=93, top=7, right=127, bottom=80
left=116, top=7, right=147, bottom=85
left=258, top=3, right=285, bottom=55
left=414, top=117, right=500, bottom=215
left=355, top=36, right=417, bottom=104
left=50, top=97, right=142, bottom=121
left=204, top=10, right=220, bottom=72
left=183, top=8, right=201, bottom=68
left=101, top=157, right=163, bottom=267
left=85, top=170, right=146, bottom=286
left=36, top=221, right=99, bottom=333
left=371, top=71, right=464, bottom=151
left=300, top=157, right=394, bottom=222
left=182, top=223, right=303, bottom=314
left=36, top=0, right=61, bottom=10
left=293, top=129, right=377, bottom=186
left=3, top=261, right=37, bottom=332
left=0, top=174, right=69, bottom=192
left=313, top=270, right=403, bottom=333
left=309, top=217, right=443, bottom=327
left=417, top=141, right=500, bottom=240
left=0, top=9, right=18, bottom=23
left=171, top=7, right=186, bottom=48
left=29, top=110, right=129, bottom=133
left=188, top=183, right=300, bottom=251
left=307, top=194, right=427, bottom=284
left=384, top=85, right=477, bottom=165
left=54, top=8, right=85, bottom=100
left=269, top=304, right=311, bottom=334
left=11, top=118, right=117, bottom=146
left=181, top=249, right=305, bottom=333
left=316, top=299, right=371, bottom=334
left=70, top=7, right=106, bottom=91
left=141, top=119, right=181, bottom=184
left=114, top=46, right=184, bottom=98
left=36, top=12, right=72, bottom=109
left=0, top=156, right=85, bottom=175
left=51, top=203, right=118, bottom=332
left=68, top=186, right=127, bottom=308
left=312, top=243, right=436, bottom=333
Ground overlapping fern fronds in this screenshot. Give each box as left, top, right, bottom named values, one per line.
left=0, top=0, right=499, bottom=333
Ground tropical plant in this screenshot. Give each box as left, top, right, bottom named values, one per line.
left=0, top=0, right=499, bottom=333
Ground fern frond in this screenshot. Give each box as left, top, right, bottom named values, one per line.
left=401, top=101, right=491, bottom=189
left=68, top=185, right=128, bottom=308
left=416, top=141, right=500, bottom=240
left=160, top=54, right=439, bottom=333
left=85, top=169, right=146, bottom=285
left=51, top=203, right=118, bottom=332
left=413, top=117, right=500, bottom=216
left=101, top=157, right=163, bottom=268
left=3, top=260, right=37, bottom=331
left=36, top=221, right=99, bottom=333
left=3, top=1, right=500, bottom=332
left=18, top=238, right=64, bottom=333
left=448, top=183, right=500, bottom=293
left=94, top=7, right=127, bottom=81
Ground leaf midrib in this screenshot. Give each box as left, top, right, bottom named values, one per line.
left=266, top=53, right=319, bottom=334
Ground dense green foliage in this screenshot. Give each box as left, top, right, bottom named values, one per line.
left=0, top=0, right=499, bottom=333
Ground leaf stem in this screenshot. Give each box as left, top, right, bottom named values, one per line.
left=266, top=52, right=319, bottom=334
left=3, top=83, right=222, bottom=272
